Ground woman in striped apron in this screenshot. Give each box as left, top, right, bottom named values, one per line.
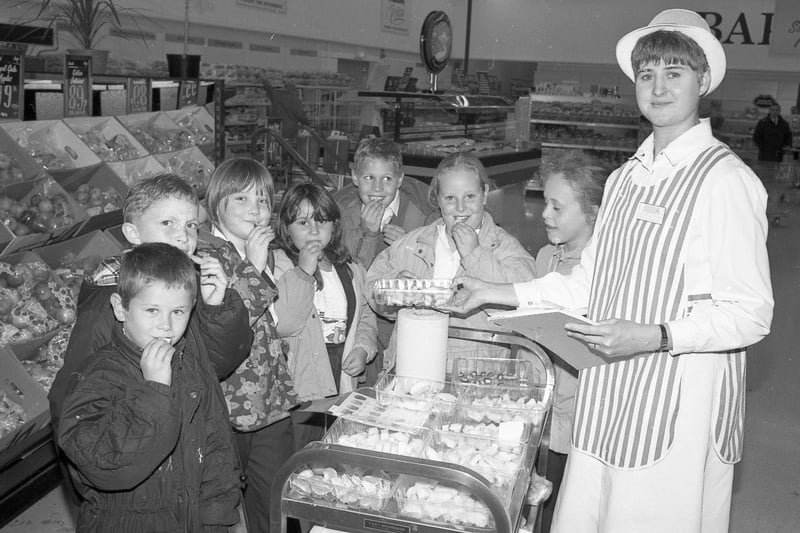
left=446, top=9, right=773, bottom=533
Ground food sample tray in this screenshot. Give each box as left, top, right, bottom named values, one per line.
left=372, top=278, right=454, bottom=307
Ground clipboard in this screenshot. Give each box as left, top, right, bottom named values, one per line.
left=490, top=308, right=613, bottom=371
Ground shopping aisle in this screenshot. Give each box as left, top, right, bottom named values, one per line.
left=3, top=181, right=800, bottom=532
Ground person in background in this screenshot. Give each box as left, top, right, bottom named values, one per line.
left=533, top=150, right=608, bottom=533
left=334, top=137, right=435, bottom=384
left=446, top=10, right=773, bottom=532
left=367, top=151, right=537, bottom=371
left=273, top=181, right=378, bottom=447
left=203, top=157, right=299, bottom=533
left=753, top=102, right=793, bottom=163
left=58, top=243, right=242, bottom=532
left=49, top=173, right=253, bottom=433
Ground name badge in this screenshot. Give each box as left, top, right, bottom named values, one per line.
left=635, top=202, right=665, bottom=225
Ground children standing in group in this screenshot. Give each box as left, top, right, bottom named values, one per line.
left=58, top=243, right=242, bottom=533
left=334, top=137, right=435, bottom=383
left=203, top=157, right=299, bottom=533
left=273, top=181, right=378, bottom=446
left=367, top=152, right=537, bottom=369
left=49, top=173, right=253, bottom=434
left=534, top=150, right=608, bottom=533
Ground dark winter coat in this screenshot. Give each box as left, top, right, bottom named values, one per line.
left=48, top=251, right=254, bottom=433
left=58, top=324, right=242, bottom=533
left=753, top=114, right=793, bottom=162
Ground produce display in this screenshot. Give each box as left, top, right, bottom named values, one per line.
left=0, top=259, right=76, bottom=343
left=21, top=327, right=70, bottom=393
left=372, top=278, right=453, bottom=307
left=288, top=465, right=394, bottom=511
left=157, top=152, right=211, bottom=195
left=71, top=184, right=124, bottom=217
left=0, top=152, right=26, bottom=183
left=0, top=191, right=80, bottom=236
left=0, top=390, right=26, bottom=441
left=13, top=135, right=75, bottom=171
left=49, top=252, right=106, bottom=299
left=76, top=129, right=141, bottom=162
left=127, top=123, right=194, bottom=155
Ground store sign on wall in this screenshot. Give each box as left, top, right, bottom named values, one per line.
left=382, top=0, right=410, bottom=34
left=236, top=0, right=286, bottom=13
left=0, top=52, right=23, bottom=121
left=64, top=55, right=91, bottom=117
left=126, top=78, right=151, bottom=114
left=770, top=0, right=800, bottom=55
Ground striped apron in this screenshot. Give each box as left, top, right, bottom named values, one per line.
left=572, top=144, right=746, bottom=469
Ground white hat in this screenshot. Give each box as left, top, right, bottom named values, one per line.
left=615, top=9, right=726, bottom=94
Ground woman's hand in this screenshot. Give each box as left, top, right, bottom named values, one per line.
left=564, top=319, right=662, bottom=358
left=342, top=347, right=368, bottom=377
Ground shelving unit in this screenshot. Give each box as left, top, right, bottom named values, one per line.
left=297, top=85, right=361, bottom=134
left=223, top=82, right=271, bottom=159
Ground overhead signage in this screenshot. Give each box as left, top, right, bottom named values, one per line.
left=178, top=79, right=199, bottom=108
left=0, top=51, right=23, bottom=120
left=64, top=54, right=92, bottom=117
left=126, top=77, right=151, bottom=114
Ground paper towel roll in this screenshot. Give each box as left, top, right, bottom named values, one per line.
left=396, top=308, right=449, bottom=382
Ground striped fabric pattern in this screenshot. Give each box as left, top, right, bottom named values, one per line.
left=573, top=145, right=734, bottom=468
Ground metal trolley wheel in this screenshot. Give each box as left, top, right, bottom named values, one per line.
left=270, top=326, right=555, bottom=533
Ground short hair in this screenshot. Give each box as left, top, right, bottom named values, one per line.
left=117, top=242, right=197, bottom=308
left=274, top=181, right=351, bottom=269
left=539, top=150, right=609, bottom=226
left=353, top=138, right=403, bottom=175
left=631, top=30, right=709, bottom=79
left=428, top=151, right=493, bottom=205
left=123, top=173, right=198, bottom=223
left=206, top=157, right=275, bottom=226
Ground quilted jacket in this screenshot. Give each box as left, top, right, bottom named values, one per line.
left=48, top=250, right=254, bottom=434
left=58, top=324, right=242, bottom=533
left=366, top=212, right=537, bottom=369
left=199, top=232, right=299, bottom=431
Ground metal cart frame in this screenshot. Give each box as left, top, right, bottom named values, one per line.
left=270, top=325, right=555, bottom=533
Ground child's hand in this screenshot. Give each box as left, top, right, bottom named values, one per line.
left=342, top=347, right=368, bottom=377
left=245, top=223, right=275, bottom=273
left=452, top=222, right=479, bottom=257
left=397, top=270, right=417, bottom=279
left=382, top=223, right=406, bottom=246
left=360, top=200, right=384, bottom=235
left=298, top=240, right=323, bottom=275
left=140, top=338, right=175, bottom=386
left=192, top=254, right=228, bottom=306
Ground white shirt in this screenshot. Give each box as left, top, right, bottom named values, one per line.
left=514, top=119, right=773, bottom=354
left=314, top=268, right=348, bottom=344
left=380, top=191, right=401, bottom=231
left=432, top=224, right=461, bottom=280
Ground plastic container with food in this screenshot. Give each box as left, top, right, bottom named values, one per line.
left=394, top=475, right=494, bottom=529
left=374, top=373, right=459, bottom=415
left=287, top=464, right=397, bottom=512
left=323, top=418, right=430, bottom=458
left=372, top=278, right=453, bottom=307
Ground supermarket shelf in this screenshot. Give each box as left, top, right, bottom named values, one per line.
left=530, top=118, right=640, bottom=129
left=540, top=141, right=636, bottom=153
left=225, top=121, right=261, bottom=127
left=224, top=102, right=270, bottom=107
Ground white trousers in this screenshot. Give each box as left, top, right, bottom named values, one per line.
left=551, top=354, right=735, bottom=533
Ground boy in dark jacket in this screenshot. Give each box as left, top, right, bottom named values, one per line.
left=59, top=243, right=242, bottom=532
left=48, top=174, right=253, bottom=433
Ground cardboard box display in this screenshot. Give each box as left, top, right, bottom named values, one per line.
left=35, top=230, right=123, bottom=299
left=104, top=224, right=131, bottom=250
left=63, top=116, right=148, bottom=162
left=0, top=128, right=48, bottom=185
left=153, top=146, right=214, bottom=197
left=117, top=111, right=196, bottom=155
left=166, top=105, right=215, bottom=150
left=55, top=164, right=127, bottom=237
left=0, top=120, right=103, bottom=183
left=0, top=346, right=49, bottom=463
left=0, top=250, right=74, bottom=358
left=106, top=155, right=165, bottom=187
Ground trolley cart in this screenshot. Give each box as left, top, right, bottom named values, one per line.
left=271, top=326, right=555, bottom=533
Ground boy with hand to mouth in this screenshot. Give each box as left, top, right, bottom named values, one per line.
left=58, top=243, right=242, bottom=532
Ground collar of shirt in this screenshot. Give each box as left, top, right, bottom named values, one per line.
left=211, top=225, right=245, bottom=259
left=380, top=191, right=401, bottom=230
left=432, top=224, right=462, bottom=280
left=633, top=119, right=715, bottom=183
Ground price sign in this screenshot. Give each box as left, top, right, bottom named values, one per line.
left=178, top=79, right=199, bottom=108
left=126, top=77, right=151, bottom=113
left=0, top=52, right=23, bottom=120
left=64, top=55, right=92, bottom=117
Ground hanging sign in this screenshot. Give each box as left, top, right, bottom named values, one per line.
left=178, top=79, right=199, bottom=108
left=64, top=54, right=92, bottom=117
left=126, top=77, right=151, bottom=113
left=381, top=0, right=410, bottom=35
left=0, top=51, right=23, bottom=120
